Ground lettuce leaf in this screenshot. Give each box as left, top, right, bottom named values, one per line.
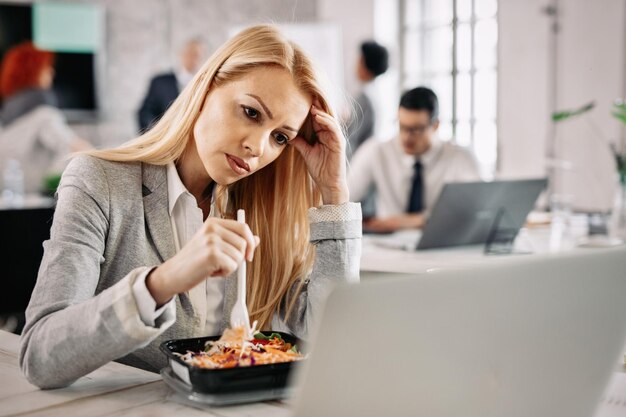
left=254, top=332, right=283, bottom=341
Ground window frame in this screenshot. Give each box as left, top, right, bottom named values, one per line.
left=398, top=0, right=498, bottom=177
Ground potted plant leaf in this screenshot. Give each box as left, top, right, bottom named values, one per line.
left=42, top=173, right=62, bottom=197
left=612, top=99, right=626, bottom=184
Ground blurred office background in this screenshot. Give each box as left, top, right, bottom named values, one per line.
left=1, top=0, right=624, bottom=210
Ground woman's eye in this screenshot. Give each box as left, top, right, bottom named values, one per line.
left=273, top=133, right=289, bottom=145
left=243, top=106, right=259, bottom=120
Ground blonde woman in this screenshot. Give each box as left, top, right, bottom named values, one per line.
left=19, top=25, right=361, bottom=389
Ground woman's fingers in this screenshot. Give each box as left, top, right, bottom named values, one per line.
left=289, top=136, right=311, bottom=156
left=232, top=221, right=258, bottom=262
left=152, top=217, right=260, bottom=297
left=214, top=232, right=246, bottom=261
left=311, top=107, right=344, bottom=145
left=217, top=226, right=258, bottom=263
left=311, top=106, right=337, bottom=128
left=207, top=250, right=240, bottom=277
left=205, top=218, right=257, bottom=261
left=314, top=113, right=338, bottom=130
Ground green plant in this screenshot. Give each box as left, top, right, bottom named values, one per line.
left=612, top=100, right=626, bottom=183
left=551, top=101, right=595, bottom=122
left=42, top=173, right=62, bottom=196
left=552, top=100, right=626, bottom=185
left=612, top=100, right=626, bottom=124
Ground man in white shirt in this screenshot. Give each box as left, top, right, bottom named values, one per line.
left=348, top=86, right=481, bottom=233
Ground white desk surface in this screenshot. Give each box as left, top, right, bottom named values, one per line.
left=0, top=331, right=290, bottom=417
left=3, top=327, right=625, bottom=416
left=360, top=216, right=610, bottom=275
left=0, top=194, right=54, bottom=211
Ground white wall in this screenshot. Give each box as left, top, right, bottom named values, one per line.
left=318, top=0, right=401, bottom=139
left=557, top=0, right=625, bottom=211
left=498, top=0, right=626, bottom=211
left=317, top=0, right=375, bottom=97
left=497, top=0, right=551, bottom=181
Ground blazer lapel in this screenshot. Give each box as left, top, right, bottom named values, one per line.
left=141, top=163, right=176, bottom=262
left=141, top=162, right=197, bottom=321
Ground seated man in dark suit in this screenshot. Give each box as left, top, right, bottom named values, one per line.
left=138, top=39, right=205, bottom=131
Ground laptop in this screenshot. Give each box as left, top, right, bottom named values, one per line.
left=291, top=247, right=626, bottom=417
left=417, top=178, right=547, bottom=250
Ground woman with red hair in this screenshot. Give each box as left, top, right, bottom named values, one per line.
left=0, top=42, right=90, bottom=195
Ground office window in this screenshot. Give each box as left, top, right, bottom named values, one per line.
left=401, top=0, right=498, bottom=177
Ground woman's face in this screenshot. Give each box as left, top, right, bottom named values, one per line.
left=192, top=66, right=312, bottom=186
left=38, top=66, right=55, bottom=89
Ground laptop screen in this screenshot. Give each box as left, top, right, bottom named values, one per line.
left=417, top=178, right=547, bottom=250
left=292, top=247, right=626, bottom=417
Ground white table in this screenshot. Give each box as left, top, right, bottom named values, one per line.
left=0, top=194, right=54, bottom=211
left=0, top=331, right=291, bottom=417
left=4, top=330, right=626, bottom=417
left=359, top=215, right=604, bottom=276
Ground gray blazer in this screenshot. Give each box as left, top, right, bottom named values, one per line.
left=19, top=155, right=361, bottom=389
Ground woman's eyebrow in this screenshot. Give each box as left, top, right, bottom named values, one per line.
left=246, top=93, right=298, bottom=133
left=246, top=94, right=273, bottom=119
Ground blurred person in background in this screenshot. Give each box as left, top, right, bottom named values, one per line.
left=138, top=38, right=206, bottom=132
left=349, top=86, right=480, bottom=233
left=0, top=42, right=91, bottom=195
left=345, top=40, right=388, bottom=158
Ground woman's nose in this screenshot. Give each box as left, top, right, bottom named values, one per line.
left=243, top=134, right=267, bottom=158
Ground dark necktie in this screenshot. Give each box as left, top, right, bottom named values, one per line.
left=407, top=161, right=424, bottom=213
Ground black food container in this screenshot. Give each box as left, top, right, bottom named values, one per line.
left=160, top=332, right=303, bottom=394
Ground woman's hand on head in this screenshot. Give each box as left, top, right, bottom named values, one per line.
left=290, top=102, right=350, bottom=205
left=146, top=217, right=260, bottom=306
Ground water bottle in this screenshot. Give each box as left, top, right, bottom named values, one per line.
left=2, top=159, right=24, bottom=206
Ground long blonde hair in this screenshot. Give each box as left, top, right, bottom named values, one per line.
left=87, top=25, right=334, bottom=329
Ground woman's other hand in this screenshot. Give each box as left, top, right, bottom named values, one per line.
left=291, top=103, right=349, bottom=205
left=146, top=217, right=259, bottom=306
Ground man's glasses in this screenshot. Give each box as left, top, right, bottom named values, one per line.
left=399, top=123, right=431, bottom=137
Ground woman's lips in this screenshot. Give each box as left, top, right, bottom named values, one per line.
left=225, top=154, right=251, bottom=175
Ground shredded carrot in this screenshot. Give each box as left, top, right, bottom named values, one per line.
left=175, top=326, right=304, bottom=369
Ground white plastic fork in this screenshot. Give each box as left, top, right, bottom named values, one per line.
left=230, top=209, right=251, bottom=337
